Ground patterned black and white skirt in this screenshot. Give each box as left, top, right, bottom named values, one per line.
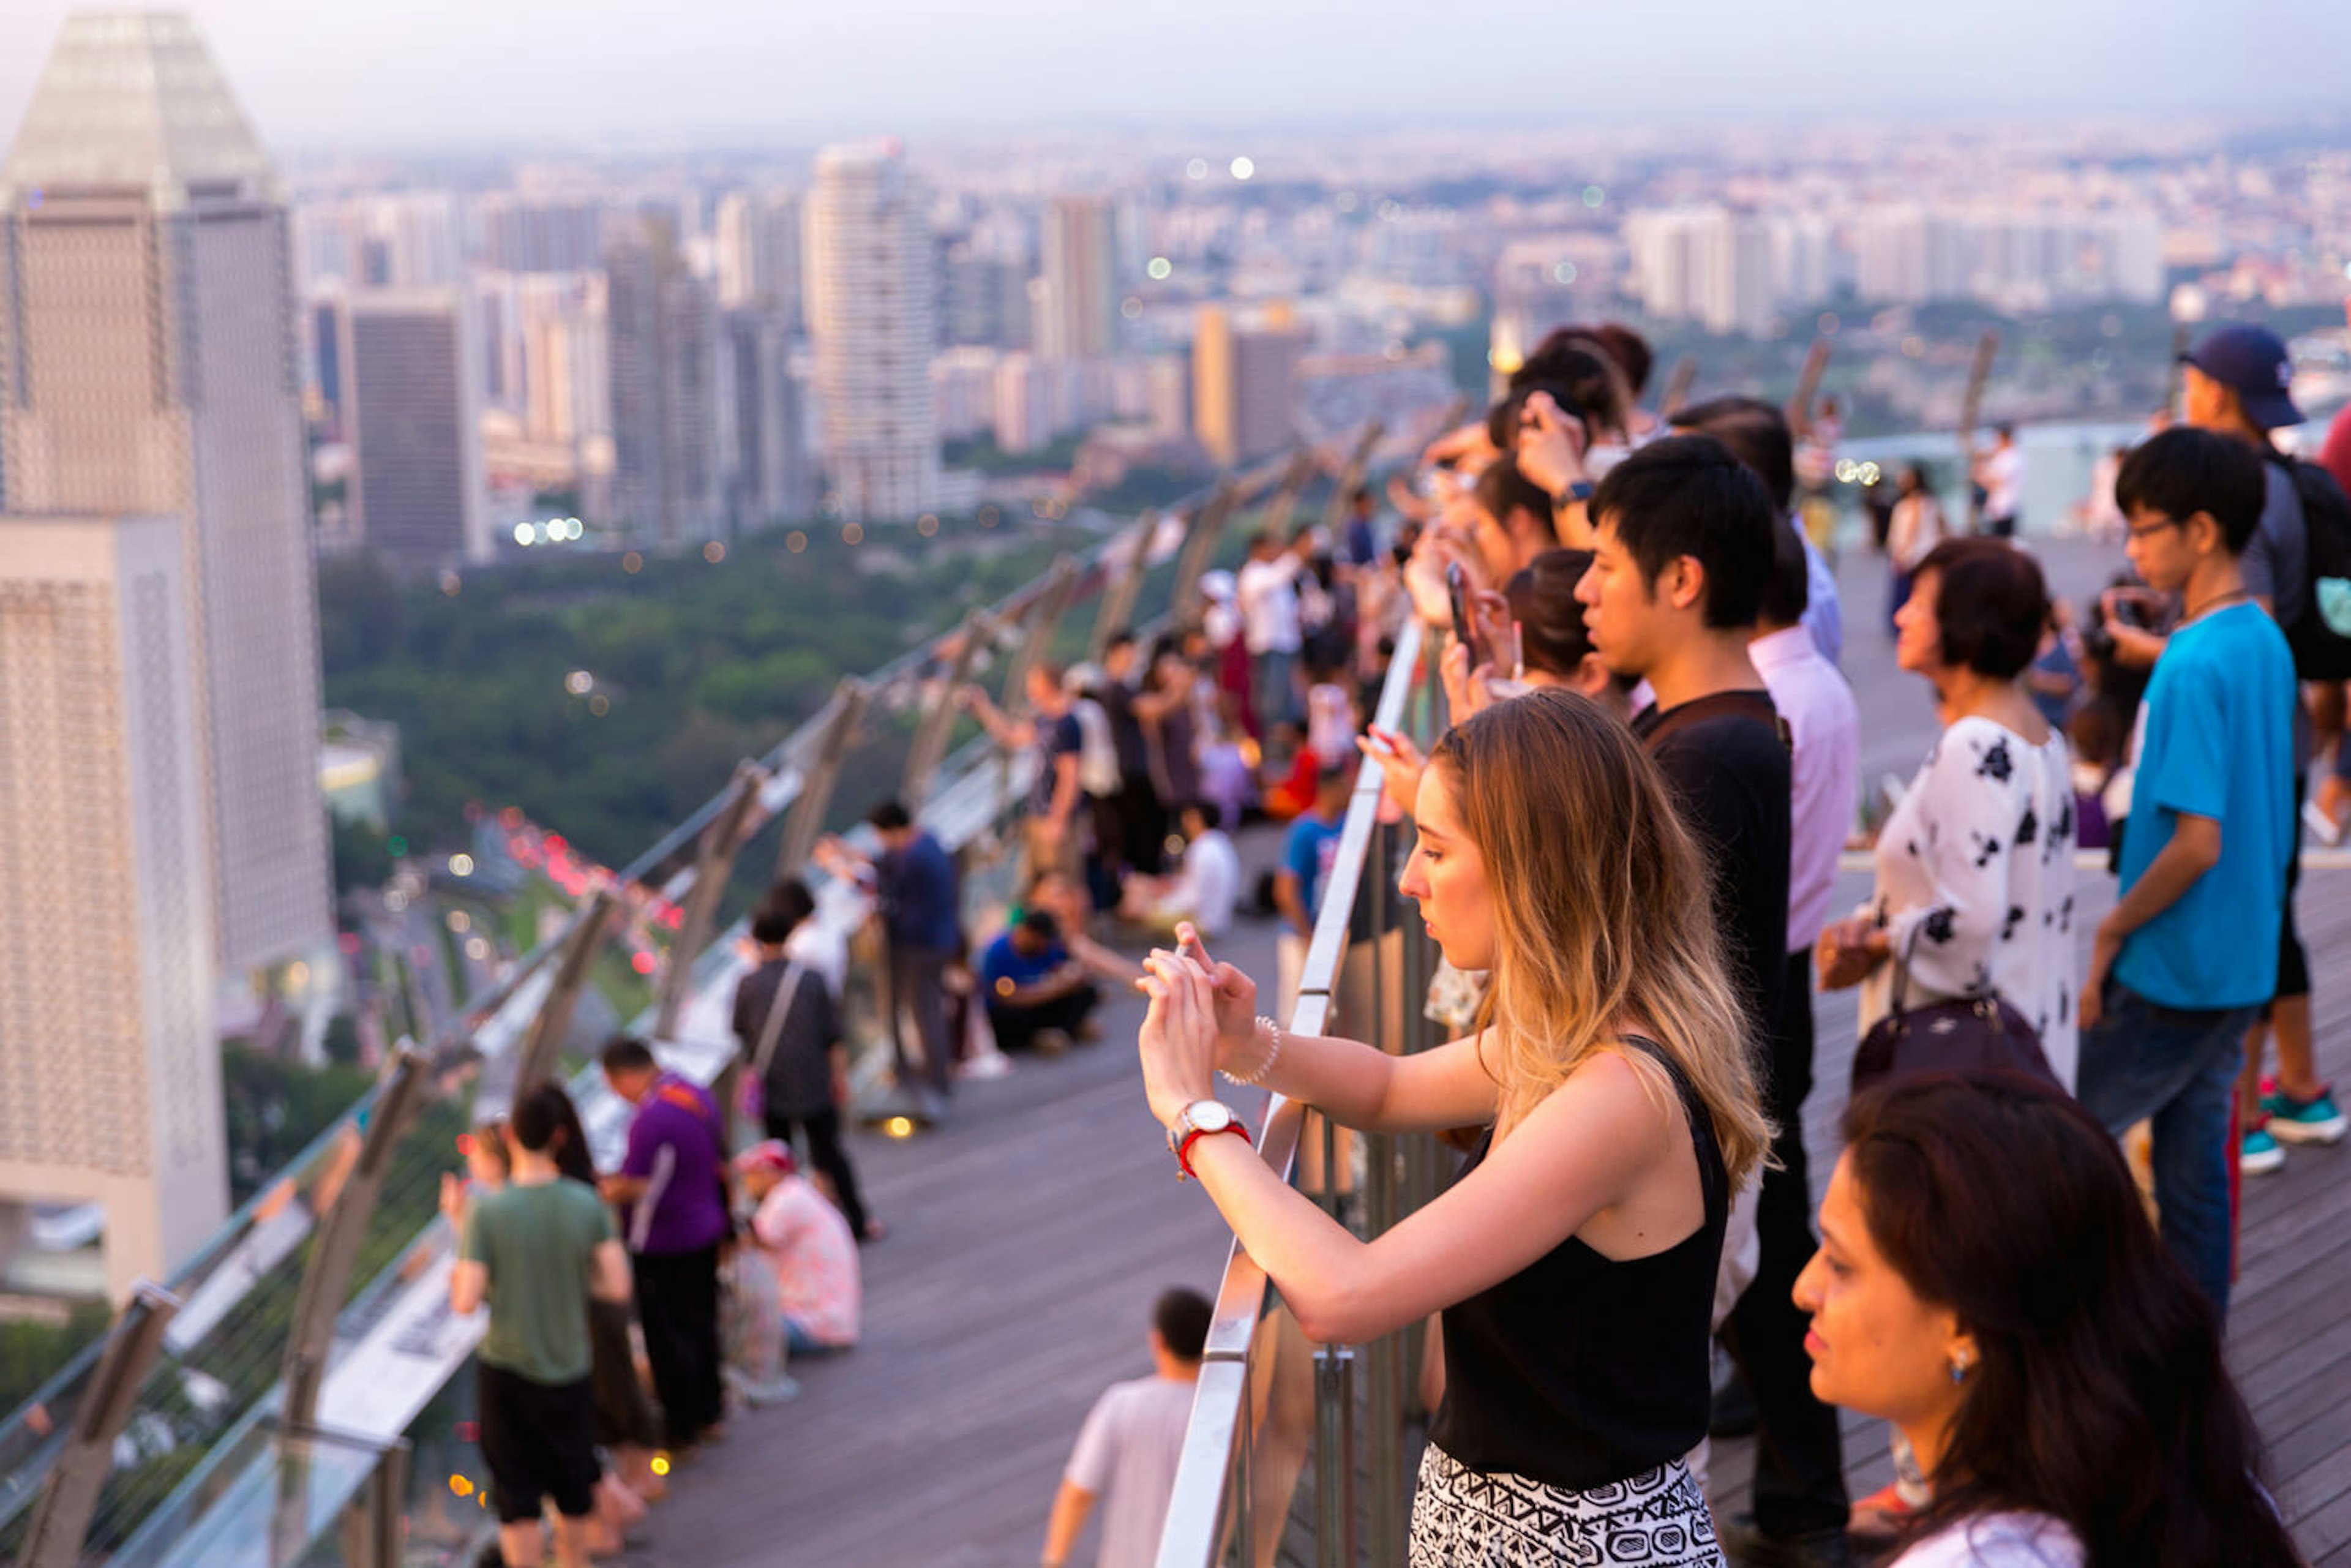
left=1408, top=1445, right=1724, bottom=1566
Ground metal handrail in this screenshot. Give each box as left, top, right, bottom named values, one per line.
left=0, top=416, right=1423, bottom=1564
left=1154, top=617, right=1431, bottom=1568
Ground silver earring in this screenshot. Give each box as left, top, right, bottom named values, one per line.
left=1949, top=1354, right=1971, bottom=1384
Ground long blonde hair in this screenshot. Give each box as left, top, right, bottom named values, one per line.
left=1431, top=688, right=1771, bottom=1187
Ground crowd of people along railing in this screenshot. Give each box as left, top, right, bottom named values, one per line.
left=0, top=417, right=1419, bottom=1568
left=1155, top=611, right=1449, bottom=1568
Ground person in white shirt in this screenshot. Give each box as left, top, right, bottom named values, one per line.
left=1121, top=801, right=1241, bottom=939
left=1886, top=463, right=1948, bottom=634
left=1820, top=539, right=2080, bottom=1090
left=1794, top=1075, right=2297, bottom=1568
left=1974, top=424, right=2024, bottom=539
left=1234, top=530, right=1307, bottom=733
left=1041, top=1289, right=1211, bottom=1568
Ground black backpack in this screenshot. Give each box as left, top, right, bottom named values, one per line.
left=2274, top=455, right=2351, bottom=681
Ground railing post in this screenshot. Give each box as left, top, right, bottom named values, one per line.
left=1314, top=1345, right=1357, bottom=1568
left=776, top=678, right=870, bottom=878
left=655, top=758, right=769, bottom=1039
left=1659, top=354, right=1700, bottom=419
left=1258, top=446, right=1319, bottom=542
left=338, top=1433, right=411, bottom=1568
left=281, top=1049, right=431, bottom=1433
left=1319, top=420, right=1385, bottom=533
left=1957, top=328, right=2000, bottom=534
left=19, top=1283, right=179, bottom=1568
left=1168, top=479, right=1239, bottom=627
left=514, top=887, right=621, bottom=1098
left=998, top=554, right=1084, bottom=712
left=904, top=612, right=991, bottom=801
left=1089, top=513, right=1160, bottom=662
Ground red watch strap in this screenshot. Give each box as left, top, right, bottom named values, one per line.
left=1176, top=1120, right=1252, bottom=1180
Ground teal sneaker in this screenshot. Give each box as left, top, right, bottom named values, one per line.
left=2262, top=1085, right=2349, bottom=1145
left=2240, top=1126, right=2286, bottom=1175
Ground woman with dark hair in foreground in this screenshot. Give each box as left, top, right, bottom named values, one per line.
left=1796, top=1073, right=2301, bottom=1567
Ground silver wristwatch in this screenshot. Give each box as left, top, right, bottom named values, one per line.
left=1166, top=1098, right=1239, bottom=1154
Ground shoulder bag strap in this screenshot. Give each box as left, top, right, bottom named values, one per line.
left=749, top=961, right=809, bottom=1081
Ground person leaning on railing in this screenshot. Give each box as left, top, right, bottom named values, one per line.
left=1136, top=688, right=1770, bottom=1567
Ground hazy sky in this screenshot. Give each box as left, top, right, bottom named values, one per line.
left=6, top=0, right=2351, bottom=151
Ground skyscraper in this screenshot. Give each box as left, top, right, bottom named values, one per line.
left=1193, top=306, right=1302, bottom=465
left=0, top=515, right=229, bottom=1302
left=0, top=11, right=331, bottom=976
left=607, top=214, right=724, bottom=543
left=722, top=307, right=812, bottom=531
left=803, top=141, right=940, bottom=521
left=1036, top=195, right=1117, bottom=360
left=715, top=189, right=801, bottom=329
left=343, top=290, right=491, bottom=569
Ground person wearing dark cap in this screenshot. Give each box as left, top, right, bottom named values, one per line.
left=2176, top=324, right=2347, bottom=1163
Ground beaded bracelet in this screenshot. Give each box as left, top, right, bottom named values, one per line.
left=1222, top=1015, right=1284, bottom=1087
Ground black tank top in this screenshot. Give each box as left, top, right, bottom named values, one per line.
left=1427, top=1037, right=1730, bottom=1490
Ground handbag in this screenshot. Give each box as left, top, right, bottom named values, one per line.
left=1851, top=924, right=2060, bottom=1093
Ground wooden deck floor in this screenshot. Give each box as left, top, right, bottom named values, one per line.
left=628, top=536, right=2351, bottom=1566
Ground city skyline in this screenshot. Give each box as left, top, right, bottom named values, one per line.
left=7, top=0, right=2351, bottom=150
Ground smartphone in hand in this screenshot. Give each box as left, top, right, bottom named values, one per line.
left=1445, top=563, right=1483, bottom=669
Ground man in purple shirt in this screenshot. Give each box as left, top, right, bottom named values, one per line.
left=599, top=1036, right=729, bottom=1449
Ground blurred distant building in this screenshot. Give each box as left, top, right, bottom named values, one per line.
left=477, top=193, right=606, bottom=274
left=0, top=10, right=331, bottom=978
left=1624, top=206, right=1775, bottom=337
left=0, top=514, right=228, bottom=1303
left=1037, top=195, right=1119, bottom=360
left=607, top=214, right=724, bottom=542
left=1192, top=306, right=1303, bottom=465
left=715, top=190, right=801, bottom=330
left=343, top=289, right=492, bottom=568
left=941, top=238, right=1031, bottom=350
left=804, top=141, right=941, bottom=520
left=1854, top=204, right=2162, bottom=309
left=722, top=307, right=813, bottom=530
left=295, top=191, right=461, bottom=290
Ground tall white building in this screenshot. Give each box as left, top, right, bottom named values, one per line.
left=0, top=11, right=331, bottom=977
left=343, top=290, right=491, bottom=568
left=722, top=307, right=812, bottom=531
left=0, top=515, right=229, bottom=1302
left=1036, top=195, right=1117, bottom=360
left=715, top=190, right=801, bottom=329
left=804, top=141, right=940, bottom=521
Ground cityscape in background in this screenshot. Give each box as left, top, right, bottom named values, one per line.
left=2, top=4, right=2351, bottom=1551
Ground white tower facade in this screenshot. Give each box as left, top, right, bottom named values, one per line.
left=803, top=141, right=940, bottom=522
left=0, top=516, right=228, bottom=1301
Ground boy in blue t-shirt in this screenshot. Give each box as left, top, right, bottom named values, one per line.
left=2078, top=427, right=2295, bottom=1318
left=980, top=910, right=1100, bottom=1054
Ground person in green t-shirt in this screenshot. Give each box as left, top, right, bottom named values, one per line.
left=443, top=1092, right=629, bottom=1568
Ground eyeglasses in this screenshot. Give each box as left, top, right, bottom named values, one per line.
left=2125, top=516, right=2181, bottom=541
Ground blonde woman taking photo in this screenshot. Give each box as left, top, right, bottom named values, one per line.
left=1137, top=689, right=1768, bottom=1567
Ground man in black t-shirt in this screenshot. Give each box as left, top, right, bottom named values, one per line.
left=1578, top=437, right=1850, bottom=1566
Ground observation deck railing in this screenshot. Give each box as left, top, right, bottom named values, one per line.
left=0, top=416, right=1432, bottom=1568
left=1157, top=615, right=1447, bottom=1568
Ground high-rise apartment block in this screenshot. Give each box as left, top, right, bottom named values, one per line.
left=607, top=215, right=724, bottom=543
left=343, top=290, right=491, bottom=568
left=1193, top=306, right=1302, bottom=465
left=1854, top=204, right=2162, bottom=310
left=715, top=190, right=801, bottom=329
left=804, top=141, right=941, bottom=520
left=1624, top=207, right=1776, bottom=337
left=1036, top=195, right=1118, bottom=360
left=0, top=11, right=331, bottom=977
left=0, top=516, right=229, bottom=1302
